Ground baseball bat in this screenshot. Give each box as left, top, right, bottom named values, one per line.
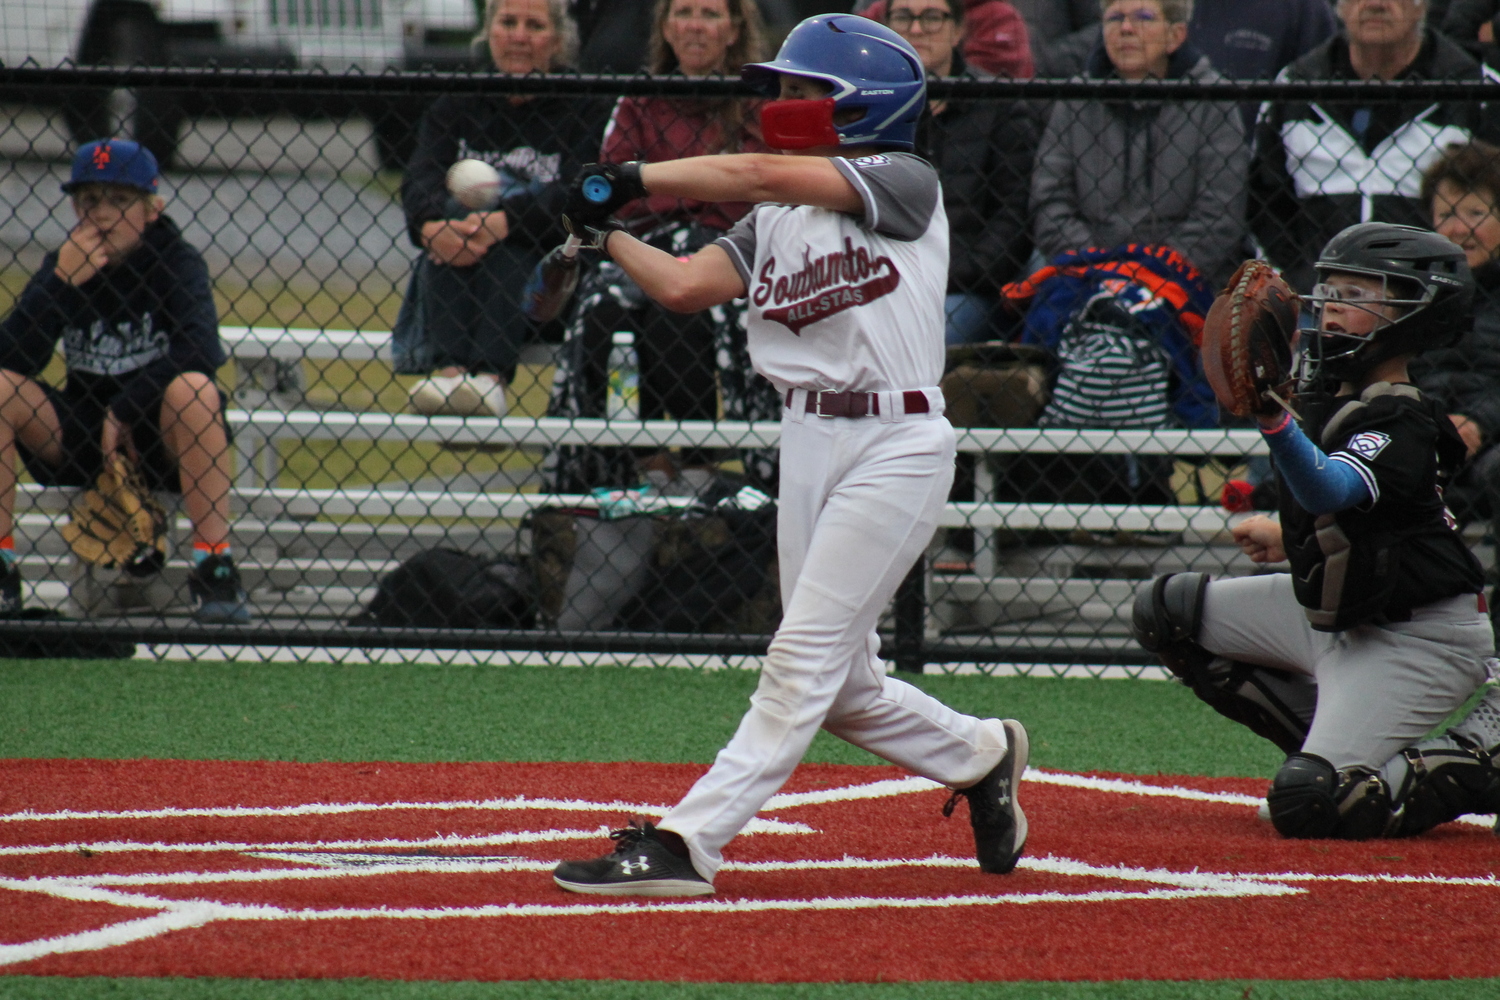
left=522, top=172, right=616, bottom=323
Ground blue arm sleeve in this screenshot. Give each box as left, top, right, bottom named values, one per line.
left=1262, top=417, right=1371, bottom=515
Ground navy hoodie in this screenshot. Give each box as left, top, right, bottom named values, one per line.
left=0, top=214, right=223, bottom=427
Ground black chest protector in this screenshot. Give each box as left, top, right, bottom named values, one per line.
left=1279, top=382, right=1482, bottom=631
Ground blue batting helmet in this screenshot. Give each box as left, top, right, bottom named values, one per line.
left=742, top=14, right=926, bottom=152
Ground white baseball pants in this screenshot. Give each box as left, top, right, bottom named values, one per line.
left=661, top=390, right=1010, bottom=881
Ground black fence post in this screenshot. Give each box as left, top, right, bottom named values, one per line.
left=893, top=556, right=926, bottom=674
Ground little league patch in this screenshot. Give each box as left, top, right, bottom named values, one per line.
left=2, top=759, right=1499, bottom=982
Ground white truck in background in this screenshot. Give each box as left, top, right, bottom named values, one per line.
left=0, top=0, right=481, bottom=168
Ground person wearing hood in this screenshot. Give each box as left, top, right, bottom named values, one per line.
left=1029, top=0, right=1248, bottom=288
left=0, top=139, right=247, bottom=623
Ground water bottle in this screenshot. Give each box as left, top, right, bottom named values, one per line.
left=606, top=330, right=640, bottom=419
left=521, top=235, right=582, bottom=323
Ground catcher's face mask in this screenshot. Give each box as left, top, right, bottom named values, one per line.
left=1302, top=270, right=1432, bottom=382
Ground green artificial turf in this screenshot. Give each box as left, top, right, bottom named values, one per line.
left=4, top=659, right=1480, bottom=1000
left=3, top=978, right=1500, bottom=1000
left=0, top=659, right=1283, bottom=777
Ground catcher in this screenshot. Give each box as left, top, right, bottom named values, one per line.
left=1134, top=222, right=1495, bottom=839
left=0, top=139, right=249, bottom=623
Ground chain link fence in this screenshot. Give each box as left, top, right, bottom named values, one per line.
left=0, top=65, right=1495, bottom=667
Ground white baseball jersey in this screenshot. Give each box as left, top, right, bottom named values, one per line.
left=714, top=152, right=948, bottom=393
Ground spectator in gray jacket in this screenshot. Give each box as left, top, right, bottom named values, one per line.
left=1030, top=0, right=1249, bottom=286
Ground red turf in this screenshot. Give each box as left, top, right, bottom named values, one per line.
left=1, top=758, right=1496, bottom=981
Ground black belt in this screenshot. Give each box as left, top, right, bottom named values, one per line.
left=785, top=389, right=930, bottom=418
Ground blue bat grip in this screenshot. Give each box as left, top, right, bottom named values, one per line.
left=581, top=175, right=613, bottom=204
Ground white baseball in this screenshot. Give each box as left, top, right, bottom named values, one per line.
left=446, top=158, right=502, bottom=211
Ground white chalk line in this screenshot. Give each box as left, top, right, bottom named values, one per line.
left=3, top=769, right=1495, bottom=970
left=0, top=814, right=816, bottom=858
left=3, top=768, right=1492, bottom=831
left=1236, top=870, right=1500, bottom=887
left=0, top=777, right=943, bottom=826
left=0, top=795, right=676, bottom=823
left=6, top=852, right=1302, bottom=891
left=0, top=852, right=1309, bottom=968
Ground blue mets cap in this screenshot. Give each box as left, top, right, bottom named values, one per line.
left=61, top=139, right=159, bottom=195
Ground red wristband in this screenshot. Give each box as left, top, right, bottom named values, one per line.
left=1260, top=412, right=1292, bottom=435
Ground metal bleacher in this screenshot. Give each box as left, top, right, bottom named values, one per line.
left=11, top=325, right=1484, bottom=653
left=9, top=326, right=1314, bottom=641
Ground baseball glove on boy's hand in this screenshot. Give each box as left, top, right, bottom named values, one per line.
left=62, top=452, right=168, bottom=576
left=1201, top=260, right=1300, bottom=418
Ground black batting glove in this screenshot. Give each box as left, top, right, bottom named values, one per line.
left=563, top=215, right=626, bottom=258
left=564, top=162, right=646, bottom=226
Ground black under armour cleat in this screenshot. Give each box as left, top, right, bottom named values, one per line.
left=943, top=718, right=1029, bottom=874
left=189, top=554, right=250, bottom=624
left=553, top=819, right=713, bottom=897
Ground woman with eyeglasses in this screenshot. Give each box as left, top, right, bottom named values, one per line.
left=545, top=0, right=777, bottom=494
left=1411, top=141, right=1500, bottom=589
left=1030, top=0, right=1248, bottom=288
left=856, top=0, right=1035, bottom=79
left=874, top=0, right=1039, bottom=344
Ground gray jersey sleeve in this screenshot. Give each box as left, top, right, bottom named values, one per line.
left=831, top=152, right=940, bottom=242
left=714, top=210, right=760, bottom=289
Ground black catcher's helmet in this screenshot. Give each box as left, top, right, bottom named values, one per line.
left=1303, top=222, right=1474, bottom=384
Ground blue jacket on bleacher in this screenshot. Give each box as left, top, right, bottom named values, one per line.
left=1002, top=244, right=1219, bottom=430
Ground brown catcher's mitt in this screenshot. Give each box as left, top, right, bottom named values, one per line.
left=62, top=452, right=168, bottom=575
left=1201, top=259, right=1300, bottom=418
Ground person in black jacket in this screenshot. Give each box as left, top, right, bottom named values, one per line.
left=1416, top=140, right=1500, bottom=607
left=1441, top=0, right=1500, bottom=61
left=0, top=139, right=247, bottom=623
left=398, top=0, right=609, bottom=417
left=1249, top=0, right=1499, bottom=293
left=884, top=0, right=1038, bottom=344
left=1188, top=0, right=1337, bottom=134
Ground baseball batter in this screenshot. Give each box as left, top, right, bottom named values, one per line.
left=1135, top=223, right=1496, bottom=839
left=549, top=14, right=1029, bottom=896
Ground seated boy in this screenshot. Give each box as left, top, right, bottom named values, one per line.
left=0, top=139, right=249, bottom=623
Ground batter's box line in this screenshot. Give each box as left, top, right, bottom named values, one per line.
left=4, top=770, right=1493, bottom=861
left=24, top=770, right=1483, bottom=826
left=0, top=852, right=1308, bottom=969
left=0, top=775, right=950, bottom=825
left=2, top=851, right=1323, bottom=889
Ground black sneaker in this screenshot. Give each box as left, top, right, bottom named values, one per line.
left=0, top=559, right=20, bottom=616
left=943, top=718, right=1029, bottom=874
left=553, top=819, right=713, bottom=897
left=189, top=554, right=250, bottom=624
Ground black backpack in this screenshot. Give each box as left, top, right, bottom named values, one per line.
left=617, top=504, right=779, bottom=634
left=351, top=549, right=535, bottom=629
